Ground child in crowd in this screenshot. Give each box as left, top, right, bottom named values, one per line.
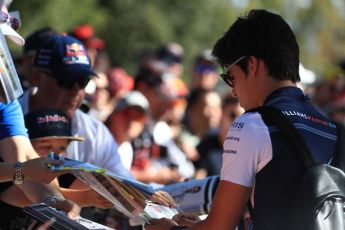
left=26, top=108, right=175, bottom=229
left=23, top=108, right=113, bottom=208
left=0, top=108, right=112, bottom=229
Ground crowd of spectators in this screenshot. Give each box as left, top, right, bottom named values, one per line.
left=3, top=9, right=345, bottom=229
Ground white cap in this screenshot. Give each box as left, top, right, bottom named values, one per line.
left=115, top=91, right=149, bottom=113
left=0, top=23, right=24, bottom=45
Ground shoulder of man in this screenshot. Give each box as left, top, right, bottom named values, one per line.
left=73, top=109, right=114, bottom=141
left=74, top=109, right=107, bottom=128
left=229, top=111, right=266, bottom=133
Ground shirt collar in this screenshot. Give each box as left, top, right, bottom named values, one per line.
left=264, top=86, right=305, bottom=106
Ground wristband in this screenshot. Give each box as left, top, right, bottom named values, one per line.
left=13, top=162, right=24, bottom=184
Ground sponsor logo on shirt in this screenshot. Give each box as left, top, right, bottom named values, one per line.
left=226, top=136, right=240, bottom=142
left=281, top=110, right=336, bottom=128
left=224, top=149, right=237, bottom=154
left=232, top=122, right=245, bottom=129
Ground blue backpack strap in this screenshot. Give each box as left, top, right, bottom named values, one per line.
left=332, top=122, right=345, bottom=172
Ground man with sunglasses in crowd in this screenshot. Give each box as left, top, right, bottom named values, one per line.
left=0, top=1, right=80, bottom=226
left=18, top=34, right=133, bottom=178
left=18, top=33, right=176, bottom=224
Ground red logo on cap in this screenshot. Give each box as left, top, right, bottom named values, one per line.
left=64, top=43, right=90, bottom=65
left=37, top=115, right=68, bottom=124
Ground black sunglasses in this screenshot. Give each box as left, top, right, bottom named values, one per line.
left=40, top=71, right=91, bottom=90
left=220, top=72, right=235, bottom=88
left=56, top=78, right=90, bottom=90
left=220, top=56, right=247, bottom=88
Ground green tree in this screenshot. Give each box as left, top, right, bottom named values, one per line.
left=8, top=0, right=345, bottom=80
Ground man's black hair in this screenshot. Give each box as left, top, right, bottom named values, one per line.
left=134, top=67, right=163, bottom=89
left=212, top=9, right=300, bottom=82
left=186, top=88, right=211, bottom=112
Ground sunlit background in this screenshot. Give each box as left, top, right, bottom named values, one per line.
left=8, top=0, right=345, bottom=84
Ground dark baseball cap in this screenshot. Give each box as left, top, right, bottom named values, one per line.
left=24, top=27, right=58, bottom=55
left=156, top=43, right=184, bottom=64
left=33, top=34, right=97, bottom=81
left=134, top=67, right=163, bottom=88
left=24, top=108, right=84, bottom=141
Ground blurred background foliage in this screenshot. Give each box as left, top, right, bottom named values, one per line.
left=8, top=0, right=345, bottom=82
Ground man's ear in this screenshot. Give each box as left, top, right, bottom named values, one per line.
left=247, top=56, right=259, bottom=76
left=248, top=56, right=264, bottom=78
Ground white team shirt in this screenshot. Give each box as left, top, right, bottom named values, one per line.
left=221, top=112, right=273, bottom=187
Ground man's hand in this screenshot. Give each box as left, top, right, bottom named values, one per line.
left=151, top=190, right=177, bottom=208
left=144, top=218, right=178, bottom=230
left=88, top=189, right=113, bottom=209
left=173, top=213, right=200, bottom=227
left=50, top=198, right=81, bottom=219
left=22, top=157, right=64, bottom=183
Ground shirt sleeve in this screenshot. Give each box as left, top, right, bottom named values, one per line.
left=0, top=100, right=28, bottom=140
left=220, top=112, right=272, bottom=187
